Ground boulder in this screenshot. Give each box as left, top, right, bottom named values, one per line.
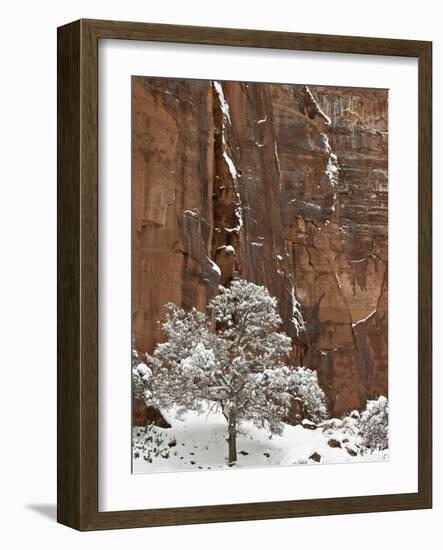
left=302, top=419, right=317, bottom=430
left=327, top=439, right=342, bottom=449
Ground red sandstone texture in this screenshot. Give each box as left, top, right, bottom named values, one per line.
left=132, top=77, right=388, bottom=418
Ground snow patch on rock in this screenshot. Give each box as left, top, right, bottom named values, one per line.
left=352, top=309, right=377, bottom=328
left=305, top=86, right=331, bottom=126
left=207, top=257, right=221, bottom=276
left=217, top=245, right=235, bottom=255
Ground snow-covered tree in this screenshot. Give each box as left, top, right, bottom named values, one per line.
left=132, top=336, right=150, bottom=401
left=358, top=396, right=389, bottom=451
left=143, top=280, right=327, bottom=465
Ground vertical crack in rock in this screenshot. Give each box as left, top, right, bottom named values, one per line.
left=309, top=85, right=388, bottom=413
left=211, top=81, right=307, bottom=364
left=333, top=270, right=366, bottom=407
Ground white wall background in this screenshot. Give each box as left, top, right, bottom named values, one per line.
left=0, top=0, right=440, bottom=547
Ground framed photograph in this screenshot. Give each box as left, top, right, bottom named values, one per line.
left=57, top=19, right=432, bottom=530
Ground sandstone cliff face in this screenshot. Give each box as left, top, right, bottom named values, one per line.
left=132, top=77, right=388, bottom=417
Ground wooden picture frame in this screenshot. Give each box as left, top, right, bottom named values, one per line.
left=57, top=19, right=432, bottom=530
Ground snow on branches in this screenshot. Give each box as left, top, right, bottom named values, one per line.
left=139, top=279, right=327, bottom=464
left=358, top=395, right=389, bottom=451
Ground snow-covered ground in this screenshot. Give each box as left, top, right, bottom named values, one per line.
left=132, top=405, right=388, bottom=474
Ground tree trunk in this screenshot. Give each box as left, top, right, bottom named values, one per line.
left=227, top=414, right=237, bottom=466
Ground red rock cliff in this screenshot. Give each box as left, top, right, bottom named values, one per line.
left=132, top=77, right=388, bottom=417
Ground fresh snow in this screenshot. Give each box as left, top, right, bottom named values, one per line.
left=138, top=281, right=328, bottom=468
left=132, top=280, right=388, bottom=474
left=133, top=404, right=388, bottom=473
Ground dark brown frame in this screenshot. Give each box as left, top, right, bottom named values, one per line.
left=57, top=18, right=432, bottom=531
